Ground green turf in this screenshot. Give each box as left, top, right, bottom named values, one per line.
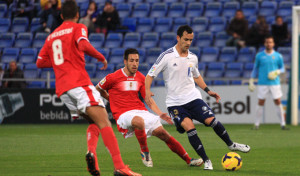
left=0, top=124, right=299, bottom=176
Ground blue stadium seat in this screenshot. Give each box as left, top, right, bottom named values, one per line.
left=78, top=0, right=89, bottom=11
left=213, top=80, right=229, bottom=85
left=159, top=32, right=177, bottom=49
left=14, top=32, right=33, bottom=48
left=242, top=2, right=258, bottom=17
left=1, top=48, right=19, bottom=63
left=200, top=47, right=219, bottom=63
left=19, top=48, right=37, bottom=63
left=243, top=63, right=254, bottom=78
left=141, top=32, right=158, bottom=48
left=95, top=63, right=115, bottom=79
left=104, top=33, right=123, bottom=48
left=266, top=16, right=275, bottom=25
left=85, top=63, right=96, bottom=78
left=224, top=62, right=243, bottom=78
left=214, top=31, right=229, bottom=47
left=222, top=1, right=240, bottom=18
left=136, top=17, right=154, bottom=33
left=168, top=2, right=185, bottom=18
left=219, top=47, right=237, bottom=63
left=206, top=62, right=225, bottom=78
left=259, top=1, right=277, bottom=17
left=237, top=47, right=256, bottom=63
left=198, top=63, right=206, bottom=75
left=230, top=80, right=242, bottom=85
left=147, top=0, right=161, bottom=4
left=11, top=17, right=29, bottom=33
left=0, top=18, right=10, bottom=33
left=154, top=17, right=172, bottom=33
left=40, top=68, right=55, bottom=79
left=109, top=48, right=126, bottom=65
left=138, top=63, right=150, bottom=72
left=116, top=3, right=132, bottom=18
left=145, top=47, right=162, bottom=65
left=123, top=32, right=141, bottom=48
left=155, top=80, right=164, bottom=86
left=208, top=17, right=226, bottom=34
left=191, top=17, right=208, bottom=33
left=0, top=32, right=15, bottom=48
left=186, top=2, right=203, bottom=18
left=121, top=17, right=137, bottom=32
left=136, top=48, right=146, bottom=62
left=27, top=81, right=46, bottom=88
left=278, top=47, right=291, bottom=64
left=128, top=0, right=143, bottom=4
left=194, top=32, right=213, bottom=47
left=150, top=3, right=167, bottom=18
left=189, top=47, right=201, bottom=58
left=88, top=48, right=110, bottom=63
left=204, top=2, right=222, bottom=18
left=32, top=32, right=48, bottom=48
left=132, top=3, right=150, bottom=18
left=0, top=4, right=7, bottom=18
left=24, top=63, right=39, bottom=80
left=30, top=17, right=42, bottom=32
left=89, top=33, right=105, bottom=48
left=277, top=1, right=293, bottom=17
left=172, top=17, right=190, bottom=32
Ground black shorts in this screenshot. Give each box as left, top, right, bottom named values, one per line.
left=167, top=99, right=215, bottom=133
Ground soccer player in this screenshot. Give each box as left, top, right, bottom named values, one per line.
left=96, top=48, right=203, bottom=168
left=36, top=1, right=141, bottom=176
left=144, top=25, right=251, bottom=170
left=248, top=35, right=288, bottom=130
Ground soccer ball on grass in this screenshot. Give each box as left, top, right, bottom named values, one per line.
left=221, top=152, right=242, bottom=171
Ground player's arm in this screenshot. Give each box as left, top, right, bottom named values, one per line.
left=95, top=84, right=109, bottom=101
left=145, top=75, right=155, bottom=107
left=194, top=75, right=221, bottom=103
left=78, top=39, right=107, bottom=70
left=248, top=55, right=259, bottom=91
left=36, top=44, right=52, bottom=68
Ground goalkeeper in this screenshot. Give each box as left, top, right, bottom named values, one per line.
left=248, top=35, right=288, bottom=130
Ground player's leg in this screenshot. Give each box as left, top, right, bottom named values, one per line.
left=152, top=126, right=203, bottom=166
left=254, top=86, right=269, bottom=129
left=131, top=115, right=152, bottom=167
left=270, top=85, right=288, bottom=130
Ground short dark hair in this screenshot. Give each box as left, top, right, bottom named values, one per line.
left=61, top=0, right=78, bottom=20
left=124, top=48, right=139, bottom=60
left=177, top=25, right=193, bottom=38
left=264, top=35, right=274, bottom=41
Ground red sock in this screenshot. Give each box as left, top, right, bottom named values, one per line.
left=87, top=124, right=100, bottom=170
left=166, top=136, right=192, bottom=164
left=135, top=129, right=149, bottom=153
left=100, top=127, right=125, bottom=170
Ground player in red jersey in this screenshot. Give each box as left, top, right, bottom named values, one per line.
left=36, top=1, right=141, bottom=176
left=96, top=48, right=203, bottom=168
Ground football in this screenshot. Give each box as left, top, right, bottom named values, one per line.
left=221, top=152, right=243, bottom=171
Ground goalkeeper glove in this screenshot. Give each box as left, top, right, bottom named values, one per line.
left=268, top=70, right=280, bottom=80
left=248, top=78, right=256, bottom=92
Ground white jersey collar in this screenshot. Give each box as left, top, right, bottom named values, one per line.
left=173, top=45, right=192, bottom=59
left=121, top=68, right=136, bottom=77
left=264, top=49, right=274, bottom=55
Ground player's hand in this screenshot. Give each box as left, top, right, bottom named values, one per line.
left=268, top=70, right=280, bottom=80
left=248, top=78, right=256, bottom=92
left=208, top=91, right=221, bottom=103
left=159, top=113, right=173, bottom=125
left=100, top=60, right=108, bottom=70
left=145, top=90, right=154, bottom=107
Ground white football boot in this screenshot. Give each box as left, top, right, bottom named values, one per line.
left=204, top=159, right=213, bottom=170
left=189, top=158, right=204, bottom=166
left=140, top=151, right=153, bottom=167
left=228, top=142, right=251, bottom=153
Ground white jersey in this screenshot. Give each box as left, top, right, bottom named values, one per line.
left=148, top=46, right=202, bottom=107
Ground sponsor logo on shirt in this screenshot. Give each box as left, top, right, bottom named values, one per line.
left=82, top=28, right=87, bottom=37
left=149, top=66, right=156, bottom=73
left=100, top=77, right=106, bottom=85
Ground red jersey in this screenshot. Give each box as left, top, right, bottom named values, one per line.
left=37, top=21, right=93, bottom=97
left=98, top=69, right=148, bottom=121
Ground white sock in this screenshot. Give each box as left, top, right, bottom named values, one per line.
left=255, top=105, right=264, bottom=127
left=275, top=104, right=286, bottom=127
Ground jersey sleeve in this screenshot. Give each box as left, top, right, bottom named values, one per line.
left=74, top=24, right=89, bottom=44
left=192, top=57, right=200, bottom=78
left=36, top=42, right=52, bottom=68
left=251, top=54, right=259, bottom=78
left=148, top=53, right=167, bottom=78
left=139, top=73, right=146, bottom=99
left=278, top=54, right=285, bottom=73
left=97, top=73, right=113, bottom=90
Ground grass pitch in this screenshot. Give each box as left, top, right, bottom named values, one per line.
left=0, top=124, right=299, bottom=176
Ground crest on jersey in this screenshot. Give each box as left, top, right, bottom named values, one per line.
left=272, top=56, right=275, bottom=59
left=100, top=77, right=106, bottom=85
left=81, top=28, right=87, bottom=37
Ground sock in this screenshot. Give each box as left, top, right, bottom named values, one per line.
left=134, top=129, right=149, bottom=153
left=187, top=129, right=209, bottom=162
left=210, top=119, right=233, bottom=146
left=255, top=105, right=264, bottom=127
left=165, top=136, right=191, bottom=164
left=275, top=104, right=286, bottom=127
left=100, top=127, right=125, bottom=170
left=87, top=124, right=100, bottom=170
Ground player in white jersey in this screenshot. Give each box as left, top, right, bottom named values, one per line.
left=249, top=35, right=288, bottom=130
left=145, top=25, right=251, bottom=170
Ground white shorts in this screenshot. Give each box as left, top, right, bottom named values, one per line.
left=257, top=85, right=283, bottom=100
left=60, top=85, right=105, bottom=117
left=117, top=110, right=162, bottom=139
